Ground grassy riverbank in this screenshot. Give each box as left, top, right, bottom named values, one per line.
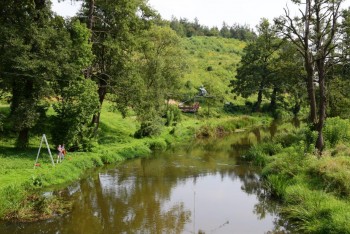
left=0, top=103, right=270, bottom=221
left=244, top=117, right=350, bottom=233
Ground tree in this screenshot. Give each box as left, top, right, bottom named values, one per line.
left=327, top=8, right=350, bottom=118
left=117, top=26, right=187, bottom=136
left=229, top=23, right=257, bottom=41
left=51, top=20, right=98, bottom=151
left=220, top=22, right=231, bottom=38
left=275, top=0, right=344, bottom=151
left=271, top=41, right=306, bottom=114
left=0, top=0, right=83, bottom=148
left=230, top=19, right=280, bottom=112
left=78, top=0, right=155, bottom=133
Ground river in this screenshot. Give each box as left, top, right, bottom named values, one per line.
left=1, top=123, right=289, bottom=234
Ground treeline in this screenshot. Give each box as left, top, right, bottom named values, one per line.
left=168, top=17, right=257, bottom=41
left=0, top=0, right=186, bottom=150
left=230, top=0, right=350, bottom=152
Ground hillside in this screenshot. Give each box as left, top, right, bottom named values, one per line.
left=179, top=36, right=246, bottom=104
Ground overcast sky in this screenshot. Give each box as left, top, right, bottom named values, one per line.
left=146, top=0, right=296, bottom=28
left=52, top=0, right=349, bottom=28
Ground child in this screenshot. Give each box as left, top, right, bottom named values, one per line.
left=62, top=144, right=66, bottom=160
left=57, top=144, right=63, bottom=163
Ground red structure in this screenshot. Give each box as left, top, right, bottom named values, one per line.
left=178, top=102, right=200, bottom=113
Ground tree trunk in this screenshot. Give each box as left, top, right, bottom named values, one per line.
left=269, top=87, right=277, bottom=111
left=12, top=79, right=35, bottom=149
left=254, top=81, right=264, bottom=112
left=305, top=56, right=317, bottom=125
left=315, top=60, right=327, bottom=152
left=87, top=0, right=95, bottom=32
left=85, top=0, right=95, bottom=79
left=91, top=76, right=107, bottom=134
left=17, top=128, right=29, bottom=149
left=304, top=0, right=317, bottom=125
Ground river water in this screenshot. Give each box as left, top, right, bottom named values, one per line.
left=1, top=124, right=288, bottom=234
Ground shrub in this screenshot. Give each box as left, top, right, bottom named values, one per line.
left=323, top=117, right=349, bottom=147
left=242, top=144, right=269, bottom=166
left=165, top=105, right=182, bottom=126
left=51, top=79, right=99, bottom=151
left=134, top=121, right=162, bottom=138
left=266, top=174, right=291, bottom=199
left=146, top=138, right=168, bottom=151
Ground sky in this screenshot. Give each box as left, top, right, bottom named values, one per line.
left=52, top=0, right=349, bottom=28
left=146, top=0, right=296, bottom=28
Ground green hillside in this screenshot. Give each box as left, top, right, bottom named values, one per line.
left=179, top=36, right=246, bottom=104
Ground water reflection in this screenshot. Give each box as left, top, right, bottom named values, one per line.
left=0, top=123, right=291, bottom=234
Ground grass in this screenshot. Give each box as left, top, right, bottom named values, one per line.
left=243, top=118, right=350, bottom=233
left=178, top=36, right=257, bottom=109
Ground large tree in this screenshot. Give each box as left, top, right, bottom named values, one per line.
left=51, top=20, right=98, bottom=151
left=77, top=0, right=155, bottom=133
left=0, top=0, right=84, bottom=148
left=230, top=19, right=280, bottom=112
left=112, top=25, right=187, bottom=136
left=275, top=0, right=344, bottom=151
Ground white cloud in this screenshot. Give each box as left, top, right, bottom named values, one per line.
left=51, top=0, right=82, bottom=18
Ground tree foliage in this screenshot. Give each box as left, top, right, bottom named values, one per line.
left=230, top=19, right=281, bottom=112
left=77, top=0, right=156, bottom=132
left=0, top=0, right=82, bottom=148
left=113, top=26, right=187, bottom=136
left=168, top=17, right=256, bottom=41
left=51, top=20, right=98, bottom=151
left=275, top=0, right=344, bottom=151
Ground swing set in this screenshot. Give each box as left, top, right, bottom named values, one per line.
left=33, top=134, right=55, bottom=169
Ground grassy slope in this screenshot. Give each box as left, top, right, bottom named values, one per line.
left=179, top=36, right=248, bottom=105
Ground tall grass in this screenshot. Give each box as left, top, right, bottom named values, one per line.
left=323, top=117, right=350, bottom=148
left=245, top=118, right=350, bottom=233
left=284, top=185, right=350, bottom=234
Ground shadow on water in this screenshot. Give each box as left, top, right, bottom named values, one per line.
left=0, top=119, right=300, bottom=234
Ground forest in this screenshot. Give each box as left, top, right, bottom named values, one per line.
left=1, top=0, right=350, bottom=233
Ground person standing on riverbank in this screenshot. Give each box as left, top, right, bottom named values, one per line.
left=62, top=144, right=66, bottom=160
left=57, top=144, right=63, bottom=163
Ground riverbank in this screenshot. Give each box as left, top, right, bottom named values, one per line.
left=244, top=117, right=350, bottom=233
left=0, top=104, right=271, bottom=221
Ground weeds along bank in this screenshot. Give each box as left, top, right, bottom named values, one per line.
left=243, top=117, right=350, bottom=233
left=0, top=108, right=269, bottom=221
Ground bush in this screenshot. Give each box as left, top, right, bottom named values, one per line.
left=266, top=174, right=291, bottom=199
left=242, top=144, right=269, bottom=166
left=146, top=138, right=168, bottom=151
left=134, top=121, right=162, bottom=139
left=165, top=105, right=182, bottom=126
left=51, top=79, right=100, bottom=151
left=323, top=117, right=349, bottom=148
